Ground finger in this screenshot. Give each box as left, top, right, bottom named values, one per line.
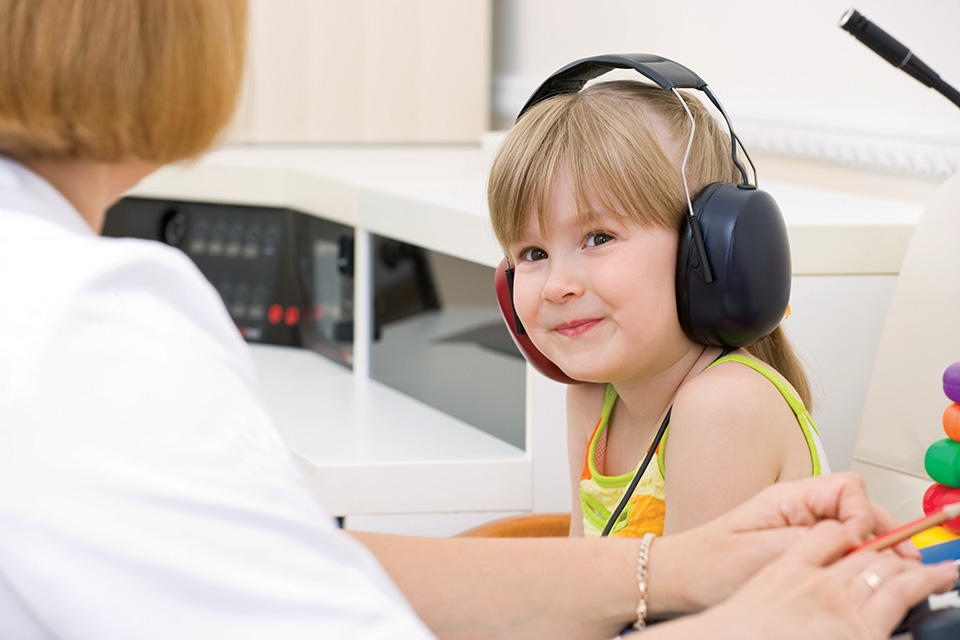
left=847, top=553, right=919, bottom=600
left=856, top=498, right=901, bottom=537
left=741, top=474, right=877, bottom=536
left=891, top=539, right=923, bottom=561
left=738, top=525, right=810, bottom=558
left=860, top=500, right=922, bottom=560
left=779, top=519, right=863, bottom=567
left=859, top=562, right=960, bottom=634
left=851, top=568, right=886, bottom=599
left=827, top=474, right=880, bottom=541
left=790, top=475, right=895, bottom=544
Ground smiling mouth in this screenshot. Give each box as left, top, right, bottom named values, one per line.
left=554, top=319, right=601, bottom=337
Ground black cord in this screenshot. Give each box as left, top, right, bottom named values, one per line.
left=599, top=348, right=732, bottom=537
left=600, top=408, right=671, bottom=537
left=702, top=86, right=754, bottom=186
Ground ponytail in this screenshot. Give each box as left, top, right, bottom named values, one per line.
left=746, top=327, right=814, bottom=410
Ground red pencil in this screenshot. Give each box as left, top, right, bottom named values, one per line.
left=848, top=501, right=960, bottom=554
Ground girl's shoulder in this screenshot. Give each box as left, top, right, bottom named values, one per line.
left=667, top=355, right=795, bottom=468
left=673, top=353, right=795, bottom=423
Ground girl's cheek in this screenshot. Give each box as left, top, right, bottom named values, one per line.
left=513, top=280, right=539, bottom=327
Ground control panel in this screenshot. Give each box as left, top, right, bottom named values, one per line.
left=103, top=197, right=439, bottom=367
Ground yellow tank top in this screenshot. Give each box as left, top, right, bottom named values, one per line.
left=578, top=353, right=828, bottom=537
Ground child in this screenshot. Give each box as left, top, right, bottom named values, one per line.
left=488, top=75, right=829, bottom=538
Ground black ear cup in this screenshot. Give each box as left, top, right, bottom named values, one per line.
left=675, top=183, right=791, bottom=348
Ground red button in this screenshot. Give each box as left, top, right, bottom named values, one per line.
left=267, top=304, right=283, bottom=325
left=284, top=306, right=300, bottom=327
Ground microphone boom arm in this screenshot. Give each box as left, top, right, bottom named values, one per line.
left=840, top=8, right=960, bottom=111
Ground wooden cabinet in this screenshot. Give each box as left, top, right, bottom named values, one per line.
left=229, top=0, right=491, bottom=144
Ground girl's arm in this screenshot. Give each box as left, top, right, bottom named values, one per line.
left=565, top=383, right=606, bottom=536
left=661, top=360, right=809, bottom=535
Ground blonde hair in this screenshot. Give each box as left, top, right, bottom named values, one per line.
left=488, top=80, right=812, bottom=407
left=0, top=0, right=247, bottom=163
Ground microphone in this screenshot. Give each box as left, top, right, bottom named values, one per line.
left=839, top=8, right=960, bottom=110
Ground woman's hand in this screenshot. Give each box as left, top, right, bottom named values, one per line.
left=699, top=519, right=958, bottom=639
left=647, top=473, right=932, bottom=615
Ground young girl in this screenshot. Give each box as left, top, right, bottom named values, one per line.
left=488, top=76, right=829, bottom=538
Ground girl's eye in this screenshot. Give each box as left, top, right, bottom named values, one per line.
left=585, top=232, right=614, bottom=247
left=520, top=247, right=548, bottom=262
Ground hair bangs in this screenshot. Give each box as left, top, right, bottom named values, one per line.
left=563, top=85, right=687, bottom=232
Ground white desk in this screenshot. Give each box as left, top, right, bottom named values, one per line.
left=133, top=145, right=923, bottom=274
left=129, top=144, right=928, bottom=535
left=249, top=344, right=527, bottom=518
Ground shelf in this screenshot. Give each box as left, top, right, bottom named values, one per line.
left=250, top=344, right=529, bottom=516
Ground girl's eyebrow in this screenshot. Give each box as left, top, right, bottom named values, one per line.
left=506, top=238, right=532, bottom=255
left=580, top=210, right=626, bottom=230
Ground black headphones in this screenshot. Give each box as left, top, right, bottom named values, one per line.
left=496, top=54, right=791, bottom=382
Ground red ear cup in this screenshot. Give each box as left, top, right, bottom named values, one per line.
left=494, top=259, right=580, bottom=384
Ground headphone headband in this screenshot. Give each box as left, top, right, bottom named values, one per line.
left=516, top=53, right=753, bottom=188
left=518, top=54, right=708, bottom=119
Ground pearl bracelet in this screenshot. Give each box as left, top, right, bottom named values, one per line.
left=633, top=532, right=655, bottom=630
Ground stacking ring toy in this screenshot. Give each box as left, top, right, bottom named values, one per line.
left=925, top=438, right=960, bottom=488
left=923, top=483, right=960, bottom=534
left=944, top=362, right=960, bottom=404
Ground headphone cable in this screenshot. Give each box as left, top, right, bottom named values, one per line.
left=600, top=408, right=671, bottom=537
left=599, top=348, right=731, bottom=537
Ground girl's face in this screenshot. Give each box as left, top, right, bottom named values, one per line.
left=507, top=170, right=694, bottom=384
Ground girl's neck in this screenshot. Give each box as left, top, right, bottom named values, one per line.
left=610, top=344, right=721, bottom=432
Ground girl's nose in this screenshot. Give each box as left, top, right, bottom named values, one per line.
left=541, top=258, right=585, bottom=303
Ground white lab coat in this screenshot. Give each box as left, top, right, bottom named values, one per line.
left=0, top=156, right=433, bottom=639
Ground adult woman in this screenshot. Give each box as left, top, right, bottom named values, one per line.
left=0, top=2, right=952, bottom=638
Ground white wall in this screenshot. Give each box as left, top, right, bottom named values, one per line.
left=492, top=0, right=960, bottom=179
left=230, top=1, right=960, bottom=176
